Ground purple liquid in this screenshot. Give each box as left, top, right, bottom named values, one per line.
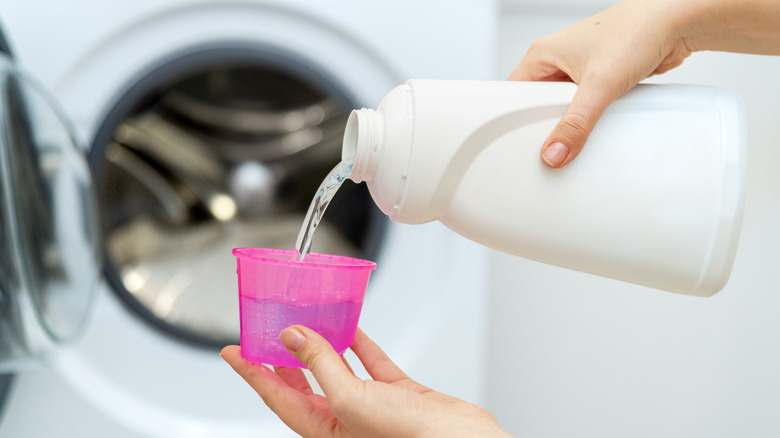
left=240, top=297, right=363, bottom=368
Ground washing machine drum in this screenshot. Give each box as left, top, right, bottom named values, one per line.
left=0, top=53, right=101, bottom=370
left=90, top=50, right=385, bottom=347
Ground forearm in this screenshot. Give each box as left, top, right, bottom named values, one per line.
left=677, top=0, right=780, bottom=55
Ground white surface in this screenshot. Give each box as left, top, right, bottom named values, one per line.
left=0, top=1, right=497, bottom=436
left=488, top=3, right=780, bottom=437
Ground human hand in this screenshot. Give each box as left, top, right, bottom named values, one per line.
left=221, top=326, right=512, bottom=438
left=509, top=0, right=692, bottom=167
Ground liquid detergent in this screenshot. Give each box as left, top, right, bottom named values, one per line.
left=295, top=160, right=353, bottom=261
left=240, top=296, right=363, bottom=368
left=340, top=80, right=748, bottom=296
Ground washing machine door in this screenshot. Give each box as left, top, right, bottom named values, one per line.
left=0, top=52, right=101, bottom=371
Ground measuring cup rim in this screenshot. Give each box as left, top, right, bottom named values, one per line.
left=232, top=248, right=376, bottom=270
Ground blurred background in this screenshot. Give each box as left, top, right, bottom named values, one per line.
left=0, top=0, right=778, bottom=437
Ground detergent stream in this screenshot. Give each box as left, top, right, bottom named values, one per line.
left=295, top=160, right=353, bottom=262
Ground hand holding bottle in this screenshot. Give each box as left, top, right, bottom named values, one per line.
left=510, top=0, right=780, bottom=168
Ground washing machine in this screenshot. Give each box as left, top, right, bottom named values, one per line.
left=0, top=1, right=497, bottom=436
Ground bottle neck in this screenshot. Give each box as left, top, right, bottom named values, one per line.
left=342, top=108, right=380, bottom=183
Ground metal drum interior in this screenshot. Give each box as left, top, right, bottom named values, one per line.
left=89, top=45, right=386, bottom=348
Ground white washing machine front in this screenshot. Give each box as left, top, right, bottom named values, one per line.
left=0, top=1, right=497, bottom=436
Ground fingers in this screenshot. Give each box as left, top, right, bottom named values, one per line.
left=507, top=36, right=573, bottom=83
left=350, top=328, right=409, bottom=384
left=508, top=59, right=571, bottom=82
left=220, top=345, right=316, bottom=435
left=541, top=80, right=620, bottom=168
left=341, top=356, right=357, bottom=377
left=274, top=366, right=314, bottom=396
left=280, top=325, right=357, bottom=398
left=508, top=48, right=615, bottom=168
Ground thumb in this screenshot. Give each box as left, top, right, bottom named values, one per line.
left=280, top=325, right=356, bottom=396
left=541, top=81, right=618, bottom=168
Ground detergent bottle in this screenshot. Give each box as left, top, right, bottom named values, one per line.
left=342, top=80, right=747, bottom=296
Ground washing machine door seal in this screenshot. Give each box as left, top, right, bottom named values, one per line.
left=0, top=52, right=101, bottom=372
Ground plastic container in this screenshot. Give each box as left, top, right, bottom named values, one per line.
left=232, top=248, right=375, bottom=368
left=342, top=80, right=747, bottom=296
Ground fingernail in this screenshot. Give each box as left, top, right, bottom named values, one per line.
left=543, top=142, right=569, bottom=167
left=280, top=327, right=306, bottom=352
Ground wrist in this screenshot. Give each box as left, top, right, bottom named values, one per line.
left=673, top=0, right=728, bottom=52
left=673, top=0, right=780, bottom=54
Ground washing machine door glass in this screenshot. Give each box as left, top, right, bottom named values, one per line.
left=0, top=55, right=100, bottom=369
left=92, top=52, right=386, bottom=347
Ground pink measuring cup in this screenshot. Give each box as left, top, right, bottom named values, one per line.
left=232, top=248, right=376, bottom=368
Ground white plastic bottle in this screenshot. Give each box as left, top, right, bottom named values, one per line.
left=342, top=80, right=747, bottom=296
